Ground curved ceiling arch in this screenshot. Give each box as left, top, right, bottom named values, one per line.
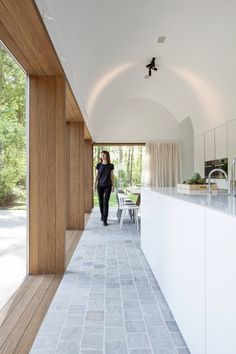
left=90, top=97, right=193, bottom=143
left=86, top=62, right=134, bottom=117
left=35, top=0, right=236, bottom=138
left=85, top=64, right=200, bottom=133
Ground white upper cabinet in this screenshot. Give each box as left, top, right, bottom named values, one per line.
left=215, top=124, right=227, bottom=159
left=205, top=130, right=215, bottom=162
left=195, top=134, right=205, bottom=177
left=228, top=120, right=236, bottom=170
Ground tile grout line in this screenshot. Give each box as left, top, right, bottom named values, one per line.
left=136, top=245, right=179, bottom=354
left=124, top=237, right=154, bottom=354
left=118, top=240, right=132, bottom=354
left=78, top=231, right=95, bottom=354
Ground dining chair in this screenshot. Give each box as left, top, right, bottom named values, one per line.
left=117, top=193, right=139, bottom=230
left=116, top=191, right=135, bottom=222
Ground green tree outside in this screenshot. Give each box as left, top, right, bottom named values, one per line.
left=0, top=42, right=26, bottom=206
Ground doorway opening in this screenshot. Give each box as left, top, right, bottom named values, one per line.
left=93, top=144, right=145, bottom=207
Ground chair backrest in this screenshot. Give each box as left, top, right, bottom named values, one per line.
left=117, top=193, right=126, bottom=206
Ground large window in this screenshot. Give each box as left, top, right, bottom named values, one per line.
left=0, top=41, right=27, bottom=309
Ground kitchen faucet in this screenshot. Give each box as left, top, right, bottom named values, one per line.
left=208, top=168, right=228, bottom=194
left=230, top=158, right=236, bottom=197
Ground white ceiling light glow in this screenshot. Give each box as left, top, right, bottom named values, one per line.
left=169, top=66, right=223, bottom=126
left=86, top=62, right=134, bottom=117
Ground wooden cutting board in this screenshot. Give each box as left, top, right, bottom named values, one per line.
left=177, top=183, right=217, bottom=190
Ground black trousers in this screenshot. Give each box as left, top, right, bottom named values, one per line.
left=97, top=185, right=112, bottom=221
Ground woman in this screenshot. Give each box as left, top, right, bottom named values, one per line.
left=94, top=151, right=114, bottom=226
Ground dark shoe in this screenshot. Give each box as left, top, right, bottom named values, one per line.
left=101, top=216, right=103, bottom=221
left=103, top=221, right=108, bottom=226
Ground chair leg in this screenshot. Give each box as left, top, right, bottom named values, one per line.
left=117, top=209, right=122, bottom=223
left=129, top=209, right=133, bottom=221
left=120, top=209, right=125, bottom=230
left=135, top=210, right=139, bottom=231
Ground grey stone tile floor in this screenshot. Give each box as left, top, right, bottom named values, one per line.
left=30, top=208, right=190, bottom=354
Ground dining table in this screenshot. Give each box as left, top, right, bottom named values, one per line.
left=125, top=186, right=141, bottom=205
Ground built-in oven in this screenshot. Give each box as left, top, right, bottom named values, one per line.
left=205, top=158, right=228, bottom=179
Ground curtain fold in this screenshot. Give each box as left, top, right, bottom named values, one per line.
left=144, top=142, right=182, bottom=187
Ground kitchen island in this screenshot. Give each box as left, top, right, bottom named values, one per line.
left=141, top=187, right=236, bottom=354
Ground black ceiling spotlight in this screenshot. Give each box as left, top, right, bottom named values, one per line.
left=145, top=57, right=158, bottom=78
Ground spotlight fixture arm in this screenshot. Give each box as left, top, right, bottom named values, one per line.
left=146, top=57, right=158, bottom=77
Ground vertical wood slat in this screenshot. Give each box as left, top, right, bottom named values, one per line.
left=66, top=123, right=71, bottom=230
left=66, top=122, right=85, bottom=230
left=84, top=140, right=93, bottom=213
left=78, top=122, right=85, bottom=229
left=65, top=82, right=84, bottom=122
left=29, top=77, right=39, bottom=274
left=55, top=77, right=66, bottom=273
left=66, top=122, right=79, bottom=229
left=29, top=76, right=66, bottom=274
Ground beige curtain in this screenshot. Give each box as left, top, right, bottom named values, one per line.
left=144, top=142, right=182, bottom=187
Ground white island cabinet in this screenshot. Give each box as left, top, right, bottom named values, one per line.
left=141, top=188, right=236, bottom=354
left=205, top=209, right=236, bottom=354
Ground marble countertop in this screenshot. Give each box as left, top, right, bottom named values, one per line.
left=142, top=187, right=236, bottom=216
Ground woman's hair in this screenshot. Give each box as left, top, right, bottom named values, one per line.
left=100, top=150, right=111, bottom=163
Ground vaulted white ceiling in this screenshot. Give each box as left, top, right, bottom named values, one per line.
left=35, top=0, right=236, bottom=141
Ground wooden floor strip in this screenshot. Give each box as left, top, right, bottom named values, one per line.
left=84, top=213, right=91, bottom=226
left=66, top=230, right=83, bottom=268
left=0, top=276, right=45, bottom=348
left=14, top=275, right=62, bottom=354
left=0, top=275, right=54, bottom=353
left=0, top=276, right=34, bottom=327
left=0, top=221, right=88, bottom=353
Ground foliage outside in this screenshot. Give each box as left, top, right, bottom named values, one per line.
left=0, top=42, right=26, bottom=206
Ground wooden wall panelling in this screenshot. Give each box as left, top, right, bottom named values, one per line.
left=29, top=76, right=39, bottom=274
left=66, top=122, right=85, bottom=229
left=84, top=124, right=92, bottom=140
left=84, top=140, right=93, bottom=213
left=0, top=0, right=62, bottom=75
left=0, top=19, right=35, bottom=74
left=66, top=82, right=83, bottom=122
left=78, top=122, right=85, bottom=229
left=55, top=76, right=66, bottom=273
left=66, top=122, right=75, bottom=228
left=29, top=76, right=66, bottom=274
left=66, top=123, right=71, bottom=230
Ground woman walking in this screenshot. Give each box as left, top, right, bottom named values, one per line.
left=94, top=150, right=114, bottom=226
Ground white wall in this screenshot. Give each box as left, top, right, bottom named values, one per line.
left=92, top=98, right=194, bottom=181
